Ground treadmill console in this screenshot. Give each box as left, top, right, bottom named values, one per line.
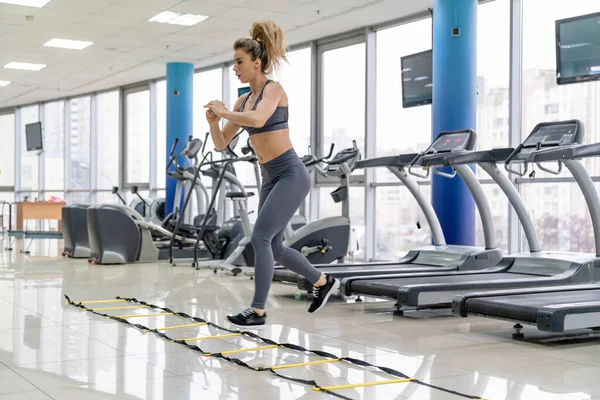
left=505, top=120, right=584, bottom=175
left=325, top=146, right=362, bottom=177
left=521, top=120, right=582, bottom=149
left=508, top=120, right=583, bottom=162
left=424, top=129, right=477, bottom=154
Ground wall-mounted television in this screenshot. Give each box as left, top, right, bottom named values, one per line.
left=238, top=86, right=251, bottom=97
left=25, top=122, right=43, bottom=151
left=401, top=49, right=433, bottom=108
left=556, top=11, right=600, bottom=85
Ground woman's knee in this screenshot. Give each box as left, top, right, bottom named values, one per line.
left=251, top=231, right=271, bottom=248
left=271, top=240, right=287, bottom=262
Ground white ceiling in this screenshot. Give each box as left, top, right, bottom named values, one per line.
left=0, top=0, right=431, bottom=109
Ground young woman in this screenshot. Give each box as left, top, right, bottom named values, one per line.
left=204, top=20, right=339, bottom=328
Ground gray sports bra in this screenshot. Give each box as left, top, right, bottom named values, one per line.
left=239, top=80, right=289, bottom=135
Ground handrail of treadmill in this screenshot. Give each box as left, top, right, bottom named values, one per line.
left=355, top=153, right=419, bottom=169
left=444, top=148, right=514, bottom=166
left=529, top=143, right=600, bottom=163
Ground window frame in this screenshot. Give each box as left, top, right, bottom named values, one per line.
left=0, top=109, right=16, bottom=192
left=122, top=84, right=151, bottom=191
left=316, top=34, right=366, bottom=186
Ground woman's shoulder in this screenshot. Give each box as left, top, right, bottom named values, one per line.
left=265, top=80, right=285, bottom=95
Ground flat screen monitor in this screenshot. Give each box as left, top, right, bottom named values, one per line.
left=556, top=11, right=600, bottom=85
left=401, top=49, right=433, bottom=108
left=238, top=86, right=250, bottom=97
left=25, top=122, right=43, bottom=151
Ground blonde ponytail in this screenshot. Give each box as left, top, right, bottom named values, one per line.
left=234, top=20, right=287, bottom=74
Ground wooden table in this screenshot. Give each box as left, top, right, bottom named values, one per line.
left=16, top=202, right=65, bottom=231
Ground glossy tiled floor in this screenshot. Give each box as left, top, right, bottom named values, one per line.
left=1, top=239, right=600, bottom=400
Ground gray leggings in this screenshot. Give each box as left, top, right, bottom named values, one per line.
left=251, top=149, right=322, bottom=310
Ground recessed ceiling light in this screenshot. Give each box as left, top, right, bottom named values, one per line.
left=0, top=0, right=52, bottom=7
left=149, top=11, right=208, bottom=27
left=0, top=81, right=11, bottom=87
left=43, top=38, right=93, bottom=50
left=4, top=62, right=46, bottom=71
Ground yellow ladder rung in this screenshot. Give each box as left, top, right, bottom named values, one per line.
left=270, top=358, right=342, bottom=370
left=94, top=306, right=149, bottom=311
left=172, top=333, right=242, bottom=342
left=113, top=313, right=174, bottom=319
left=314, top=378, right=414, bottom=391
left=66, top=299, right=127, bottom=305
left=205, top=344, right=278, bottom=356
left=148, top=322, right=208, bottom=332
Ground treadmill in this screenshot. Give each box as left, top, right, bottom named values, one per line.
left=275, top=128, right=504, bottom=288
left=453, top=139, right=600, bottom=337
left=343, top=120, right=600, bottom=311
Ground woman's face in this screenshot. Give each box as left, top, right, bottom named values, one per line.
left=232, top=49, right=260, bottom=83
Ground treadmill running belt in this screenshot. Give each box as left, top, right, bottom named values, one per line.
left=465, top=290, right=600, bottom=322
left=349, top=273, right=528, bottom=300
left=273, top=263, right=454, bottom=283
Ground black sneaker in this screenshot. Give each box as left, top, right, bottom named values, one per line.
left=227, top=308, right=266, bottom=328
left=308, top=275, right=340, bottom=313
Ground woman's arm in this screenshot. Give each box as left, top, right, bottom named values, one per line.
left=207, top=95, right=245, bottom=151
left=206, top=83, right=283, bottom=129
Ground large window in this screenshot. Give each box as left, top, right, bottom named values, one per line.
left=0, top=113, right=15, bottom=187
left=126, top=89, right=150, bottom=184
left=375, top=18, right=432, bottom=182
left=68, top=97, right=92, bottom=203
left=473, top=0, right=511, bottom=252
left=374, top=18, right=434, bottom=259
left=375, top=185, right=432, bottom=260
left=523, top=0, right=600, bottom=176
left=320, top=41, right=366, bottom=159
left=96, top=91, right=120, bottom=191
left=274, top=47, right=312, bottom=154
left=20, top=105, right=39, bottom=193
left=194, top=68, right=222, bottom=152
left=43, top=101, right=65, bottom=191
left=522, top=182, right=597, bottom=253
left=156, top=81, right=167, bottom=190
left=476, top=0, right=510, bottom=153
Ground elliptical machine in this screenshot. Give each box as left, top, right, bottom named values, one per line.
left=168, top=131, right=258, bottom=275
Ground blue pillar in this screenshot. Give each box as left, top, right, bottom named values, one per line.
left=432, top=0, right=477, bottom=246
left=165, top=62, right=193, bottom=217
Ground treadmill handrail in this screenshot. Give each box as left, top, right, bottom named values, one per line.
left=419, top=153, right=459, bottom=179
left=454, top=164, right=496, bottom=250
left=443, top=148, right=515, bottom=166
left=355, top=154, right=419, bottom=169
left=529, top=143, right=600, bottom=163
left=478, top=162, right=541, bottom=252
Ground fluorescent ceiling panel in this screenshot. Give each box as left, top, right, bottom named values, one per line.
left=149, top=11, right=209, bottom=26
left=44, top=38, right=94, bottom=50
left=4, top=62, right=47, bottom=71
left=0, top=0, right=52, bottom=7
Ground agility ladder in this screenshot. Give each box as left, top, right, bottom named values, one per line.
left=64, top=294, right=486, bottom=400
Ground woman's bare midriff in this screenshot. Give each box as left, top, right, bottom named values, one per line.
left=249, top=129, right=294, bottom=164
